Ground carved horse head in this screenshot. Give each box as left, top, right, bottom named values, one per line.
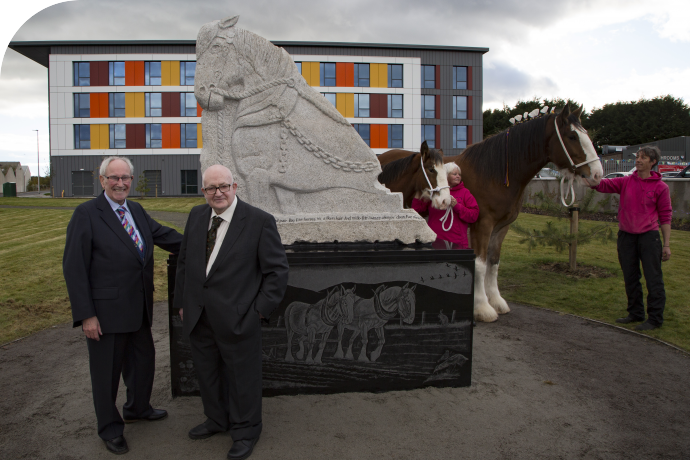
left=373, top=283, right=416, bottom=324
left=322, top=285, right=356, bottom=326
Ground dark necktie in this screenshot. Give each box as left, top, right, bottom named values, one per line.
left=206, top=216, right=223, bottom=265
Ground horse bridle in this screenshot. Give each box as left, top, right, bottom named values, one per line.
left=420, top=155, right=455, bottom=231
left=553, top=117, right=600, bottom=207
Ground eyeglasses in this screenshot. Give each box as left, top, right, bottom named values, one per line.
left=104, top=175, right=133, bottom=184
left=203, top=184, right=233, bottom=195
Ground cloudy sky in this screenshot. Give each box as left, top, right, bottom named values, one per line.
left=1, top=0, right=689, bottom=176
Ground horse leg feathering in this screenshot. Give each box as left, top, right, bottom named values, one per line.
left=474, top=258, right=499, bottom=322
left=486, top=262, right=510, bottom=314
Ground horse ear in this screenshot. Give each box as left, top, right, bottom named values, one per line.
left=340, top=285, right=346, bottom=294
left=402, top=282, right=409, bottom=289
left=420, top=141, right=429, bottom=157
left=557, top=104, right=571, bottom=125
left=351, top=285, right=356, bottom=294
left=410, top=284, right=416, bottom=292
left=572, top=105, right=584, bottom=120
left=437, top=149, right=444, bottom=157
left=219, top=15, right=239, bottom=29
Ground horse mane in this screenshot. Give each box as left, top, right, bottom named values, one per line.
left=377, top=148, right=444, bottom=184
left=462, top=113, right=584, bottom=184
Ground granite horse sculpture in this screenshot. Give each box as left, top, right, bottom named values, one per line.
left=377, top=141, right=451, bottom=210
left=284, top=285, right=356, bottom=364
left=378, top=106, right=603, bottom=322
left=335, top=283, right=416, bottom=363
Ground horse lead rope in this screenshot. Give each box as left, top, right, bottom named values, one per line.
left=553, top=117, right=600, bottom=207
left=419, top=155, right=454, bottom=232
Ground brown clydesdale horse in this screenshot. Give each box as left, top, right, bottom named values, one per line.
left=377, top=141, right=451, bottom=210
left=378, top=106, right=603, bottom=322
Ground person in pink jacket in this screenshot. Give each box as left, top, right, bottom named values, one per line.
left=412, top=162, right=479, bottom=249
left=585, top=146, right=672, bottom=331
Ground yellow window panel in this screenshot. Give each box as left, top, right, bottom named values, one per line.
left=134, top=93, right=145, bottom=118
left=370, top=64, right=380, bottom=88
left=99, top=125, right=109, bottom=149
left=301, top=62, right=311, bottom=85
left=90, top=124, right=100, bottom=149
left=336, top=93, right=347, bottom=117
left=161, top=61, right=171, bottom=86
left=344, top=93, right=354, bottom=118
left=378, top=64, right=388, bottom=88
left=197, top=124, right=203, bottom=148
left=169, top=61, right=180, bottom=86
left=125, top=93, right=135, bottom=118
left=311, top=62, right=320, bottom=87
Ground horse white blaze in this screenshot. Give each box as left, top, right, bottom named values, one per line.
left=485, top=262, right=510, bottom=314
left=572, top=125, right=603, bottom=181
left=474, top=258, right=498, bottom=322
left=431, top=162, right=451, bottom=210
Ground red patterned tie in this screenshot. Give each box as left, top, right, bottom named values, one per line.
left=116, top=206, right=145, bottom=258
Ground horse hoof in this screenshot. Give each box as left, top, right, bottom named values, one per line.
left=474, top=302, right=498, bottom=322
left=490, top=297, right=511, bottom=315
left=296, top=351, right=304, bottom=360
left=285, top=355, right=294, bottom=362
left=334, top=351, right=344, bottom=359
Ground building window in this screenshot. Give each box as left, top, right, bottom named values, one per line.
left=180, top=62, right=196, bottom=86
left=295, top=62, right=301, bottom=73
left=421, top=125, right=435, bottom=148
left=73, top=62, right=90, bottom=86
left=354, top=94, right=370, bottom=118
left=145, top=93, right=162, bottom=117
left=453, top=126, right=467, bottom=149
left=322, top=93, right=336, bottom=107
left=73, top=94, right=90, bottom=118
left=354, top=64, right=370, bottom=87
left=181, top=170, right=198, bottom=194
left=146, top=124, right=162, bottom=148
left=110, top=124, right=127, bottom=149
left=387, top=94, right=403, bottom=118
left=181, top=93, right=197, bottom=116
left=388, top=64, right=403, bottom=88
left=453, top=96, right=467, bottom=119
left=422, top=65, right=435, bottom=89
left=422, top=95, right=435, bottom=118
left=181, top=124, right=197, bottom=148
left=109, top=62, right=125, bottom=86
left=320, top=63, right=336, bottom=86
left=73, top=125, right=90, bottom=149
left=354, top=124, right=370, bottom=146
left=453, top=66, right=467, bottom=90
left=388, top=125, right=403, bottom=148
left=145, top=62, right=162, bottom=86
left=109, top=93, right=126, bottom=117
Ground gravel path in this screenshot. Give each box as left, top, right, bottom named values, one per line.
left=1, top=302, right=688, bottom=459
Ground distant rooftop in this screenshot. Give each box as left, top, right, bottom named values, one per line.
left=9, top=40, right=490, bottom=68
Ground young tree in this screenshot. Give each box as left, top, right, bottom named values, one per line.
left=135, top=173, right=150, bottom=198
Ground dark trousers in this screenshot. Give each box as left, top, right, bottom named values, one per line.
left=189, top=309, right=263, bottom=441
left=617, top=230, right=665, bottom=326
left=86, top=312, right=155, bottom=441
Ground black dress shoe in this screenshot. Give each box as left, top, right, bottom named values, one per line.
left=124, top=408, right=168, bottom=423
left=615, top=315, right=645, bottom=324
left=227, top=436, right=260, bottom=460
left=189, top=423, right=222, bottom=440
left=105, top=435, right=129, bottom=455
left=635, top=321, right=660, bottom=331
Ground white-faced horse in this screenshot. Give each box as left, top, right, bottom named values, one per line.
left=284, top=285, right=356, bottom=364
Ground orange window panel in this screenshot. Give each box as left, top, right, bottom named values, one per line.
left=90, top=93, right=100, bottom=118
left=197, top=102, right=203, bottom=117
left=379, top=124, right=388, bottom=148
left=125, top=61, right=135, bottom=86
left=336, top=63, right=347, bottom=87
left=99, top=93, right=109, bottom=118
left=370, top=124, right=379, bottom=148
left=162, top=124, right=171, bottom=148
left=134, top=61, right=145, bottom=86
left=170, top=124, right=181, bottom=148
left=197, top=124, right=203, bottom=148
left=344, top=63, right=354, bottom=87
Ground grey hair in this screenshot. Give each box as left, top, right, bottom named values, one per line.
left=637, top=145, right=661, bottom=167
left=100, top=156, right=134, bottom=176
left=443, top=162, right=460, bottom=175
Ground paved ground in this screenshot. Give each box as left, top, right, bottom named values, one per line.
left=1, top=302, right=689, bottom=459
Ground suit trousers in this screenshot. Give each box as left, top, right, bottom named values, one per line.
left=190, top=308, right=263, bottom=441
left=86, top=308, right=155, bottom=440
left=617, top=230, right=666, bottom=326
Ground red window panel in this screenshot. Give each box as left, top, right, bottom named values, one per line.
left=171, top=93, right=181, bottom=117
left=467, top=66, right=473, bottom=91
left=135, top=124, right=146, bottom=148
left=90, top=62, right=100, bottom=87
left=91, top=62, right=109, bottom=86
left=134, top=62, right=145, bottom=86
left=162, top=93, right=173, bottom=117
left=126, top=124, right=136, bottom=149
left=90, top=93, right=99, bottom=118
left=125, top=61, right=135, bottom=86
left=435, top=125, right=441, bottom=149
left=467, top=126, right=473, bottom=146
left=435, top=65, right=440, bottom=90
left=344, top=63, right=354, bottom=87
left=435, top=95, right=440, bottom=119
left=370, top=94, right=387, bottom=118
left=467, top=96, right=473, bottom=120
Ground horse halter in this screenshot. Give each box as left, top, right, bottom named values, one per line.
left=553, top=117, right=600, bottom=207
left=553, top=117, right=600, bottom=173
left=419, top=155, right=455, bottom=231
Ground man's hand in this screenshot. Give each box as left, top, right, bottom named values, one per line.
left=662, top=246, right=671, bottom=262
left=179, top=308, right=183, bottom=320
left=82, top=316, right=102, bottom=341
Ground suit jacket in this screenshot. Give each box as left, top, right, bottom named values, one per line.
left=174, top=199, right=289, bottom=340
left=63, top=192, right=182, bottom=333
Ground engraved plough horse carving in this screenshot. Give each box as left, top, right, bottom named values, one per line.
left=195, top=15, right=396, bottom=215
left=284, top=286, right=356, bottom=364
left=335, top=284, right=416, bottom=363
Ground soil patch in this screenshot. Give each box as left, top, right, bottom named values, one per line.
left=537, top=261, right=615, bottom=279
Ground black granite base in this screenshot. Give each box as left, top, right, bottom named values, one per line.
left=167, top=243, right=475, bottom=397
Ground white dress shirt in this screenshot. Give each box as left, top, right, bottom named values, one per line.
left=206, top=197, right=238, bottom=276
left=104, top=193, right=145, bottom=253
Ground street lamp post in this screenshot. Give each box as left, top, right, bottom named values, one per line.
left=33, top=130, right=39, bottom=192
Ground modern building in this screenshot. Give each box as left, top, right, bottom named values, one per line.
left=602, top=136, right=689, bottom=161
left=9, top=40, right=488, bottom=197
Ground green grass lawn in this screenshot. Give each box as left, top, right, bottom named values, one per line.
left=0, top=196, right=205, bottom=212
left=1, top=204, right=688, bottom=351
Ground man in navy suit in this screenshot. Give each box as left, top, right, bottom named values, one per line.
left=174, top=164, right=288, bottom=460
left=63, top=156, right=182, bottom=455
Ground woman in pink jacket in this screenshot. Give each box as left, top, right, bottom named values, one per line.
left=412, top=162, right=479, bottom=249
left=585, top=146, right=672, bottom=331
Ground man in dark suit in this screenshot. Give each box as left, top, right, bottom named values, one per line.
left=63, top=156, right=182, bottom=455
left=174, top=164, right=288, bottom=460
